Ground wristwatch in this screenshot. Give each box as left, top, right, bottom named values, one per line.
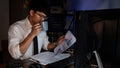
left=53, top=42, right=57, bottom=47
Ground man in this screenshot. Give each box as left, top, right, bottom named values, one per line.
left=8, top=0, right=64, bottom=67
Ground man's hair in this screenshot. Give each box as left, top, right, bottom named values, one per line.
left=28, top=0, right=49, bottom=15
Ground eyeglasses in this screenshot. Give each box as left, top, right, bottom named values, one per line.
left=37, top=13, right=48, bottom=20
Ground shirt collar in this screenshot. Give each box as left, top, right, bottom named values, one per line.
left=25, top=16, right=32, bottom=30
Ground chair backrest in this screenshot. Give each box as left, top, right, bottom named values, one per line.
left=1, top=40, right=12, bottom=62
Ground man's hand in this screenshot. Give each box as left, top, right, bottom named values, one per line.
left=47, top=35, right=65, bottom=50
left=56, top=35, right=65, bottom=45
left=31, top=24, right=42, bottom=36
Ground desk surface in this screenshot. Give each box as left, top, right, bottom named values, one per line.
left=46, top=57, right=74, bottom=68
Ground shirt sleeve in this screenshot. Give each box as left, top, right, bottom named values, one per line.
left=8, top=25, right=23, bottom=59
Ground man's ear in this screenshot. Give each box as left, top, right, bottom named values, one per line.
left=30, top=10, right=35, bottom=16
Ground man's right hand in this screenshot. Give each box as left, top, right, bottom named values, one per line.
left=31, top=24, right=42, bottom=36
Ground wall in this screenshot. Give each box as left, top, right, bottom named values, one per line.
left=0, top=0, right=9, bottom=51
left=10, top=0, right=28, bottom=25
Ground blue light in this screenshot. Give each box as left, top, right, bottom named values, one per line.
left=67, top=0, right=120, bottom=10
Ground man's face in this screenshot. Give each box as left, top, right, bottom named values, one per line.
left=30, top=10, right=47, bottom=25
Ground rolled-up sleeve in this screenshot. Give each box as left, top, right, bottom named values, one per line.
left=8, top=26, right=23, bottom=59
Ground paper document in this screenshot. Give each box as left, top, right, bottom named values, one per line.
left=54, top=31, right=76, bottom=54
left=29, top=52, right=70, bottom=65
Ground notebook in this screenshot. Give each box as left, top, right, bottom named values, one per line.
left=29, top=52, right=70, bottom=65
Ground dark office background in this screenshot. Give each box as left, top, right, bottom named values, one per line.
left=1, top=0, right=120, bottom=68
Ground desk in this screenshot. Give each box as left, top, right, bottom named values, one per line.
left=6, top=52, right=74, bottom=68
left=45, top=56, right=73, bottom=68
